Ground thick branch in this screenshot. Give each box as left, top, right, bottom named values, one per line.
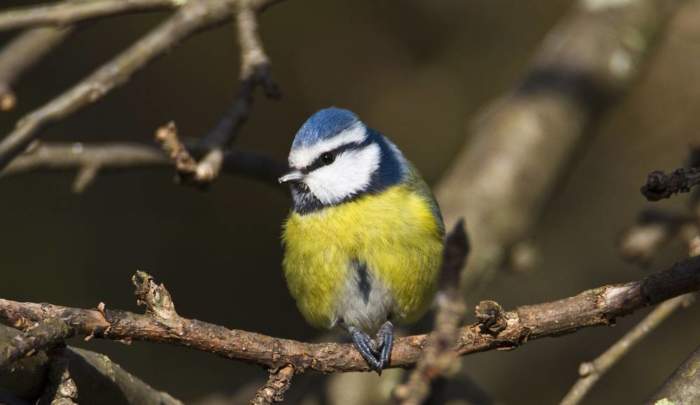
left=560, top=294, right=693, bottom=405
left=0, top=27, right=72, bottom=111
left=648, top=344, right=700, bottom=404
left=436, top=0, right=685, bottom=290
left=0, top=0, right=240, bottom=170
left=0, top=319, right=72, bottom=371
left=0, top=0, right=177, bottom=32
left=0, top=256, right=698, bottom=373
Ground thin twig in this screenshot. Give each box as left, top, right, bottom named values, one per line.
left=249, top=365, right=295, bottom=405
left=395, top=220, right=469, bottom=405
left=0, top=318, right=73, bottom=371
left=0, top=0, right=177, bottom=32
left=0, top=141, right=287, bottom=190
left=0, top=0, right=243, bottom=170
left=188, top=2, right=280, bottom=184
left=560, top=294, right=694, bottom=405
left=0, top=27, right=73, bottom=111
left=1, top=256, right=699, bottom=373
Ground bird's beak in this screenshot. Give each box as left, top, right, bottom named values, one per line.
left=278, top=170, right=304, bottom=184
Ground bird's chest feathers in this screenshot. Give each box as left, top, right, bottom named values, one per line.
left=282, top=185, right=443, bottom=330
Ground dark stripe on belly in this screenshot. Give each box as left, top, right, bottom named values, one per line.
left=352, top=259, right=371, bottom=304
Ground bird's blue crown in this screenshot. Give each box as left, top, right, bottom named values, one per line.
left=292, top=107, right=361, bottom=149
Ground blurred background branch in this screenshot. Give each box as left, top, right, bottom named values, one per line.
left=648, top=343, right=700, bottom=404
left=436, top=0, right=686, bottom=292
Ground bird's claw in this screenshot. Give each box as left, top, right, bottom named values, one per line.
left=348, top=321, right=394, bottom=374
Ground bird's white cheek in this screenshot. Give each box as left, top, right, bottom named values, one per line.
left=305, top=144, right=381, bottom=204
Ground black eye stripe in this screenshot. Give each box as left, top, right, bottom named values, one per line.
left=300, top=141, right=369, bottom=173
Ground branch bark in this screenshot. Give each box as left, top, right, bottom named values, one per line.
left=0, top=27, right=72, bottom=111
left=0, top=256, right=698, bottom=374
left=0, top=0, right=177, bottom=32
left=436, top=0, right=686, bottom=290
left=647, top=344, right=700, bottom=404
left=0, top=142, right=287, bottom=191
left=249, top=365, right=295, bottom=405
left=0, top=319, right=72, bottom=371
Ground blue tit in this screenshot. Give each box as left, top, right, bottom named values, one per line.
left=279, top=107, right=445, bottom=371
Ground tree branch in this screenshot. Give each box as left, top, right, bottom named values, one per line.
left=0, top=255, right=697, bottom=374
left=0, top=319, right=72, bottom=371
left=0, top=141, right=287, bottom=191
left=37, top=355, right=78, bottom=405
left=560, top=293, right=694, bottom=405
left=0, top=27, right=72, bottom=111
left=0, top=0, right=177, bottom=32
left=177, top=1, right=280, bottom=184
left=641, top=167, right=700, bottom=202
left=648, top=343, right=700, bottom=404
left=249, top=365, right=295, bottom=405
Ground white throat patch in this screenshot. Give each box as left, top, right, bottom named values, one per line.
left=288, top=123, right=368, bottom=169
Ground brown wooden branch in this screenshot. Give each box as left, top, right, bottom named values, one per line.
left=0, top=0, right=283, bottom=171
left=0, top=319, right=72, bottom=371
left=436, top=0, right=686, bottom=290
left=0, top=141, right=287, bottom=191
left=0, top=28, right=72, bottom=111
left=647, top=343, right=700, bottom=404
left=38, top=355, right=78, bottom=405
left=0, top=0, right=177, bottom=32
left=249, top=365, right=295, bottom=405
left=560, top=293, right=694, bottom=405
left=0, top=255, right=698, bottom=374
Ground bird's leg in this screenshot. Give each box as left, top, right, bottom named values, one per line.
left=375, top=321, right=394, bottom=370
left=347, top=325, right=382, bottom=371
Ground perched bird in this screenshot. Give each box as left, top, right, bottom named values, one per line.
left=280, top=107, right=445, bottom=371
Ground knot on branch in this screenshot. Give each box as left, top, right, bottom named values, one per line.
left=132, top=271, right=182, bottom=331
left=475, top=300, right=507, bottom=335
left=154, top=122, right=217, bottom=188
left=641, top=168, right=700, bottom=201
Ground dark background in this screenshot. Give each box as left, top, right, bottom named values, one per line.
left=2, top=0, right=700, bottom=403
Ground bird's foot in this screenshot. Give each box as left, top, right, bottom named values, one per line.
left=375, top=321, right=394, bottom=371
left=348, top=326, right=382, bottom=371
left=348, top=322, right=394, bottom=374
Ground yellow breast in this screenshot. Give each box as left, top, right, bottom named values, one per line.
left=282, top=184, right=444, bottom=329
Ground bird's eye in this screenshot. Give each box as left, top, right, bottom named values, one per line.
left=320, top=152, right=335, bottom=165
